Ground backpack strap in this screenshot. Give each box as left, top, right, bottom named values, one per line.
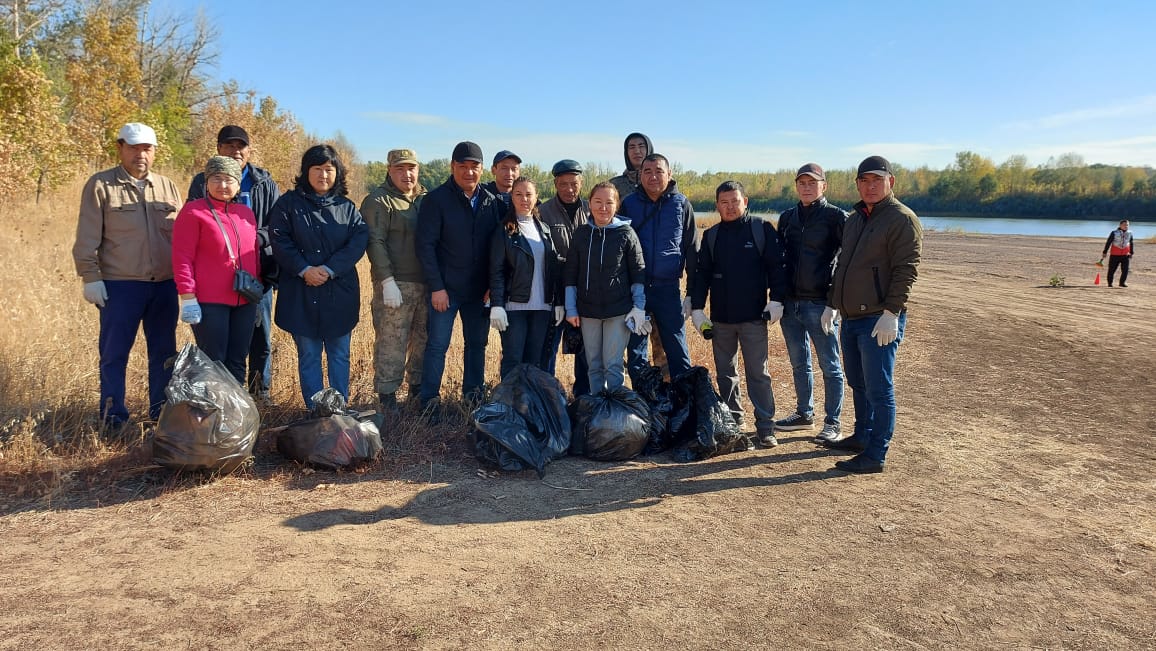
left=707, top=215, right=764, bottom=260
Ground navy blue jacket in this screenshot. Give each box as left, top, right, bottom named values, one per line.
left=776, top=197, right=846, bottom=301
left=488, top=217, right=563, bottom=308
left=416, top=177, right=504, bottom=302
left=619, top=180, right=699, bottom=289
left=691, top=214, right=787, bottom=324
left=269, top=190, right=368, bottom=339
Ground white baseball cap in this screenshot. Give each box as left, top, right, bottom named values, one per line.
left=117, top=123, right=157, bottom=146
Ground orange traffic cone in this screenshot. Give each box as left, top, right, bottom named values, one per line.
left=1094, top=272, right=1101, bottom=285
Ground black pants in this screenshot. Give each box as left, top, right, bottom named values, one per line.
left=1107, top=255, right=1130, bottom=286
left=192, top=302, right=259, bottom=385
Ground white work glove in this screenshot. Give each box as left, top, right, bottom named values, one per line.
left=180, top=298, right=202, bottom=325
left=554, top=305, right=565, bottom=326
left=626, top=307, right=647, bottom=335
left=681, top=297, right=693, bottom=320
left=490, top=306, right=509, bottom=332
left=83, top=281, right=108, bottom=307
left=764, top=300, right=784, bottom=324
left=691, top=309, right=710, bottom=331
left=381, top=277, right=403, bottom=308
left=871, top=310, right=899, bottom=347
left=821, top=306, right=840, bottom=335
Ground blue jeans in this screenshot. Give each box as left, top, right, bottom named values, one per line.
left=780, top=299, right=844, bottom=425
left=500, top=309, right=550, bottom=378
left=580, top=314, right=632, bottom=393
left=293, top=333, right=351, bottom=408
left=542, top=322, right=590, bottom=396
left=247, top=287, right=274, bottom=393
left=98, top=279, right=178, bottom=423
left=421, top=297, right=489, bottom=402
left=192, top=302, right=259, bottom=386
left=627, top=285, right=691, bottom=379
left=841, top=311, right=907, bottom=463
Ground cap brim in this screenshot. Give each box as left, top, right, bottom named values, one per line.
left=796, top=172, right=824, bottom=181
left=390, top=159, right=419, bottom=166
left=857, top=170, right=890, bottom=178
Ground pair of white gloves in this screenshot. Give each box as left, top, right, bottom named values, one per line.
left=490, top=306, right=568, bottom=332
left=819, top=306, right=899, bottom=347
left=690, top=301, right=785, bottom=331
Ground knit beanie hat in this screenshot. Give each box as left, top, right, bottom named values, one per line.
left=205, top=155, right=242, bottom=184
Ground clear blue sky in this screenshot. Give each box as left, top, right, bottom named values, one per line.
left=161, top=0, right=1156, bottom=173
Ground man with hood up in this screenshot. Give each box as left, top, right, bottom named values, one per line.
left=608, top=132, right=652, bottom=203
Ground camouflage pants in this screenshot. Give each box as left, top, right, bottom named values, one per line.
left=370, top=280, right=428, bottom=395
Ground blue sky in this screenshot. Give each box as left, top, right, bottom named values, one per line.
left=162, top=0, right=1156, bottom=173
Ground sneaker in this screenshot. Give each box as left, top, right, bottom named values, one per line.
left=834, top=453, right=884, bottom=474
left=774, top=412, right=814, bottom=431
left=814, top=423, right=841, bottom=444
left=1120, top=283, right=1128, bottom=287
left=756, top=431, right=780, bottom=448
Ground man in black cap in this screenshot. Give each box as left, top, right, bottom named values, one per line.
left=187, top=125, right=281, bottom=403
left=774, top=163, right=847, bottom=445
left=538, top=159, right=591, bottom=396
left=824, top=155, right=922, bottom=474
left=416, top=141, right=505, bottom=409
left=483, top=150, right=522, bottom=210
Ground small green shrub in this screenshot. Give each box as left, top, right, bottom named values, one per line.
left=1048, top=273, right=1066, bottom=287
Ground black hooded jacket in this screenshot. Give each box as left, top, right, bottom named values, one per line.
left=608, top=132, right=652, bottom=201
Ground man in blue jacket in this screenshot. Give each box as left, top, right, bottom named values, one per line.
left=416, top=141, right=505, bottom=409
left=187, top=125, right=281, bottom=403
left=619, top=153, right=699, bottom=380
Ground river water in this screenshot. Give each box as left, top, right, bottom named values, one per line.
left=707, top=213, right=1155, bottom=239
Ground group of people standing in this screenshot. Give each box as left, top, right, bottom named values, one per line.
left=73, top=124, right=922, bottom=474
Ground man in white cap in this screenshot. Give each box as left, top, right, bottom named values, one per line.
left=72, top=122, right=184, bottom=430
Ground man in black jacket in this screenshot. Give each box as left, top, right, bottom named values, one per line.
left=187, top=125, right=281, bottom=403
left=774, top=163, right=847, bottom=444
left=416, top=141, right=505, bottom=408
left=690, top=181, right=787, bottom=446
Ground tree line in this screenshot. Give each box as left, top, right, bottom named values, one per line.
left=4, top=2, right=1152, bottom=221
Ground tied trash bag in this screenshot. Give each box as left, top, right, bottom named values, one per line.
left=571, top=388, right=651, bottom=461
left=152, top=344, right=259, bottom=473
left=471, top=364, right=571, bottom=477
left=670, top=366, right=751, bottom=462
left=275, top=414, right=383, bottom=470
left=309, top=387, right=355, bottom=418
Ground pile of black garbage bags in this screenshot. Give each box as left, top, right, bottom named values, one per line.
left=470, top=363, right=751, bottom=477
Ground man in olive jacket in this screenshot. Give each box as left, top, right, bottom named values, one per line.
left=824, top=156, right=922, bottom=474
left=363, top=148, right=428, bottom=411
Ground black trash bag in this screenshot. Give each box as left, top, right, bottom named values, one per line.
left=276, top=414, right=383, bottom=470
left=489, top=363, right=570, bottom=461
left=629, top=365, right=677, bottom=454
left=571, top=388, right=651, bottom=461
left=152, top=344, right=259, bottom=474
left=470, top=403, right=551, bottom=477
left=309, top=387, right=354, bottom=418
left=669, top=366, right=751, bottom=462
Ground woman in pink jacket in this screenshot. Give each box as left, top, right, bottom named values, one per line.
left=172, top=155, right=261, bottom=384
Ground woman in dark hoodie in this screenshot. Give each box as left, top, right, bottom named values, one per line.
left=563, top=182, right=647, bottom=393
left=608, top=132, right=652, bottom=201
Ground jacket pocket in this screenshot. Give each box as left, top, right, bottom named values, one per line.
left=872, top=266, right=884, bottom=303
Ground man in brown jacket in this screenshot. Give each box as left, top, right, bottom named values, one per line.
left=823, top=155, right=922, bottom=474
left=362, top=148, right=428, bottom=411
left=72, top=123, right=184, bottom=429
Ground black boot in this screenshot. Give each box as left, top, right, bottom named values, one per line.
left=379, top=392, right=397, bottom=412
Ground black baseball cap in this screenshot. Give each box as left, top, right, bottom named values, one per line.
left=492, top=150, right=522, bottom=166
left=452, top=141, right=484, bottom=163
left=856, top=155, right=893, bottom=178
left=551, top=159, right=582, bottom=176
left=217, top=125, right=250, bottom=145
left=796, top=163, right=825, bottom=181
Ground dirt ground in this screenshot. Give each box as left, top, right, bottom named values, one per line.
left=1, top=232, right=1153, bottom=650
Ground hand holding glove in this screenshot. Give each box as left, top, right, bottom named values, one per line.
left=691, top=309, right=710, bottom=331
left=381, top=277, right=403, bottom=308
left=554, top=305, right=565, bottom=326
left=681, top=297, right=693, bottom=320
left=83, top=281, right=108, bottom=308
left=764, top=301, right=784, bottom=324
left=821, top=306, right=839, bottom=335
left=871, top=310, right=899, bottom=346
left=180, top=298, right=202, bottom=325
left=490, top=306, right=509, bottom=332
left=626, top=307, right=647, bottom=335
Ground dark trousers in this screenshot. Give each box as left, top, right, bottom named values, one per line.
left=1108, top=255, right=1130, bottom=286
left=542, top=321, right=590, bottom=396
left=192, top=302, right=260, bottom=386
left=421, top=297, right=489, bottom=402
left=627, top=284, right=691, bottom=380
left=247, top=288, right=274, bottom=393
left=499, top=309, right=551, bottom=379
left=99, top=279, right=178, bottom=423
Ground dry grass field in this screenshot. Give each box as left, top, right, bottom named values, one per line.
left=1, top=185, right=1154, bottom=650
